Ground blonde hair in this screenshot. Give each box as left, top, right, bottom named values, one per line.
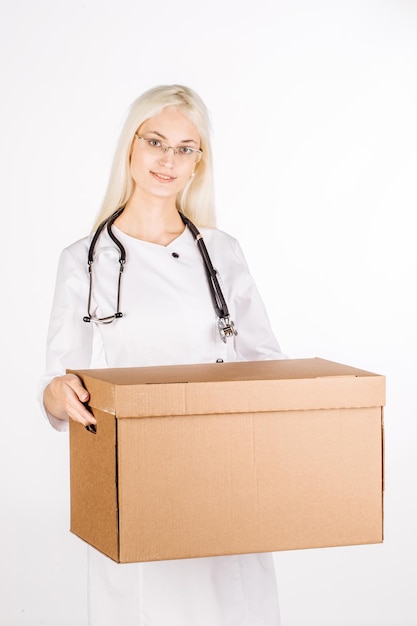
left=93, top=85, right=216, bottom=230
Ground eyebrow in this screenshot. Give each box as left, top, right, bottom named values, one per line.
left=145, top=130, right=199, bottom=145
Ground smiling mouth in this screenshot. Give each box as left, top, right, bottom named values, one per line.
left=151, top=171, right=176, bottom=182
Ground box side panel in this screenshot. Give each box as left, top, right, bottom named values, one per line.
left=253, top=406, right=383, bottom=551
left=116, top=407, right=383, bottom=563
left=70, top=409, right=119, bottom=561
left=117, top=413, right=257, bottom=562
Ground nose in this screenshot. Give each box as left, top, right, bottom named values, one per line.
left=159, top=146, right=176, bottom=166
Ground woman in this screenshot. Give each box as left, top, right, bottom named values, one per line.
left=40, top=84, right=286, bottom=626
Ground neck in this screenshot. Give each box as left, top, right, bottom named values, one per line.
left=114, top=195, right=185, bottom=246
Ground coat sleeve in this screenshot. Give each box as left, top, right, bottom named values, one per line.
left=38, top=243, right=95, bottom=431
left=229, top=238, right=288, bottom=362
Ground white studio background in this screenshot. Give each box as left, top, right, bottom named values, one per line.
left=0, top=1, right=416, bottom=625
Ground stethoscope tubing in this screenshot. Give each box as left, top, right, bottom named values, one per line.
left=84, top=207, right=237, bottom=342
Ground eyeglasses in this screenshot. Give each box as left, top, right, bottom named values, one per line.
left=135, top=134, right=202, bottom=162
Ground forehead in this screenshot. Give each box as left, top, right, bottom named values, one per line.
left=139, top=107, right=200, bottom=142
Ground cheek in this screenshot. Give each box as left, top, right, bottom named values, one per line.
left=130, top=151, right=148, bottom=181
left=179, top=161, right=196, bottom=180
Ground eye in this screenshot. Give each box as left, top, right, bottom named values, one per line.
left=148, top=139, right=162, bottom=148
left=178, top=146, right=194, bottom=155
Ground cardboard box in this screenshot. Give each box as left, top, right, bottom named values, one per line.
left=69, top=358, right=385, bottom=563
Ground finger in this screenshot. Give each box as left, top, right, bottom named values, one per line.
left=66, top=374, right=90, bottom=403
left=68, top=406, right=97, bottom=428
left=65, top=389, right=96, bottom=427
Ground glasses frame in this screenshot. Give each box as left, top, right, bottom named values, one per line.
left=135, top=134, right=203, bottom=162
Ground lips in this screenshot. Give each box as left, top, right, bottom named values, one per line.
left=151, top=171, right=176, bottom=182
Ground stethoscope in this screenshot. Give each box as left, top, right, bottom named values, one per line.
left=83, top=207, right=238, bottom=343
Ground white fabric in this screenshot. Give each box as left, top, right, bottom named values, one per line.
left=41, top=224, right=285, bottom=625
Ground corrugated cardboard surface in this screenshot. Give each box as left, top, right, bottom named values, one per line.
left=69, top=358, right=385, bottom=563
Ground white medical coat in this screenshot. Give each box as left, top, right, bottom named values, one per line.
left=41, top=224, right=285, bottom=626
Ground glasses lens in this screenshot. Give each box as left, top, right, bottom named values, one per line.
left=148, top=139, right=166, bottom=152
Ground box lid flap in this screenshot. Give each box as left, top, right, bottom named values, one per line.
left=70, top=358, right=385, bottom=417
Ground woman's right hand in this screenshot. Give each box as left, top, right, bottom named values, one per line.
left=43, top=373, right=96, bottom=428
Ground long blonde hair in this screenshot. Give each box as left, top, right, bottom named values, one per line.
left=93, top=85, right=216, bottom=230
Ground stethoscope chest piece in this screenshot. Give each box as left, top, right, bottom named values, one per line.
left=218, top=316, right=237, bottom=343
